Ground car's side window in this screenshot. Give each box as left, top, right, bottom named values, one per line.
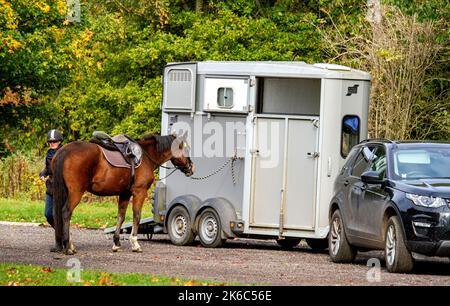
left=340, top=146, right=361, bottom=174
left=351, top=146, right=376, bottom=177
left=370, top=146, right=387, bottom=178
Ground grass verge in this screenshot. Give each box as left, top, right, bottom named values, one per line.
left=0, top=262, right=225, bottom=286
left=0, top=198, right=152, bottom=229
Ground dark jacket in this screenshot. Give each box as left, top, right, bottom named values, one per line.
left=39, top=145, right=61, bottom=195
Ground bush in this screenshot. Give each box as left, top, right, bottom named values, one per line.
left=0, top=153, right=45, bottom=200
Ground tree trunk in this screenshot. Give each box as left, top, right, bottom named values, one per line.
left=367, top=0, right=381, bottom=24
left=196, top=0, right=203, bottom=13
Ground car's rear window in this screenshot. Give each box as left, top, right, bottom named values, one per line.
left=392, top=146, right=450, bottom=180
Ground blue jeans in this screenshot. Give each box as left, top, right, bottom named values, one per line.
left=45, top=194, right=54, bottom=227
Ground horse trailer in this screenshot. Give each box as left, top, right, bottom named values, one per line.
left=107, top=61, right=371, bottom=249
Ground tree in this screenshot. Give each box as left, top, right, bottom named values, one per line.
left=321, top=4, right=447, bottom=140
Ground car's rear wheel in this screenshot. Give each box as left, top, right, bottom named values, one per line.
left=329, top=210, right=356, bottom=263
left=385, top=216, right=414, bottom=273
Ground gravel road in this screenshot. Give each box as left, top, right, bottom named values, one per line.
left=1, top=224, right=450, bottom=285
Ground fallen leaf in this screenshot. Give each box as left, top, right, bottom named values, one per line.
left=42, top=267, right=53, bottom=273
left=6, top=267, right=17, bottom=273
left=183, top=280, right=196, bottom=286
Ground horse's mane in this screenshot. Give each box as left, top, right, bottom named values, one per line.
left=139, top=133, right=175, bottom=152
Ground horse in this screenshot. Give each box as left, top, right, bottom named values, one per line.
left=51, top=132, right=194, bottom=255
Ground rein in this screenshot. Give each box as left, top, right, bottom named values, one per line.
left=140, top=146, right=177, bottom=170
left=140, top=141, right=240, bottom=184
left=140, top=149, right=180, bottom=181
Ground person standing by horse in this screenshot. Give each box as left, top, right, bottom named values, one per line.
left=39, top=129, right=63, bottom=229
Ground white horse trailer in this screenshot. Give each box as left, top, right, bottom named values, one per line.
left=151, top=61, right=369, bottom=249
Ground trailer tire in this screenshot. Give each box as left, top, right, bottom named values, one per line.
left=276, top=238, right=301, bottom=249
left=306, top=238, right=328, bottom=251
left=167, top=205, right=195, bottom=246
left=198, top=208, right=225, bottom=248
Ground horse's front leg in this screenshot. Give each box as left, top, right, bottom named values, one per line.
left=130, top=189, right=146, bottom=253
left=112, top=193, right=130, bottom=252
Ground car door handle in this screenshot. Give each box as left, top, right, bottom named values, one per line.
left=344, top=180, right=349, bottom=186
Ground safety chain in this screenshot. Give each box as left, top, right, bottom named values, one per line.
left=190, top=155, right=240, bottom=184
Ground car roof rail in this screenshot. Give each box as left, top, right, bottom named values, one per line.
left=359, top=138, right=396, bottom=144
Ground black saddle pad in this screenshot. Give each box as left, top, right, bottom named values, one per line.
left=89, top=138, right=119, bottom=151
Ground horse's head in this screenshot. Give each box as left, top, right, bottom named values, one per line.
left=170, top=131, right=195, bottom=177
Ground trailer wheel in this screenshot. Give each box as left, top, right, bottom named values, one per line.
left=167, top=205, right=195, bottom=246
left=305, top=238, right=328, bottom=251
left=198, top=208, right=224, bottom=248
left=276, top=238, right=301, bottom=249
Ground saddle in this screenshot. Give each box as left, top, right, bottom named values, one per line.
left=90, top=131, right=143, bottom=188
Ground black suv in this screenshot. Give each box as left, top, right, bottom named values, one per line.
left=329, top=140, right=450, bottom=273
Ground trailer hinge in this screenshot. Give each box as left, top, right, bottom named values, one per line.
left=312, top=119, right=319, bottom=128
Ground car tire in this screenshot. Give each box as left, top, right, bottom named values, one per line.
left=329, top=210, right=356, bottom=263
left=167, top=205, right=195, bottom=246
left=276, top=238, right=301, bottom=249
left=385, top=216, right=414, bottom=273
left=306, top=238, right=329, bottom=251
left=198, top=208, right=225, bottom=248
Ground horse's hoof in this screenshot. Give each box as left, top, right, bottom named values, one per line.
left=64, top=249, right=75, bottom=256
left=112, top=245, right=121, bottom=252
left=69, top=243, right=77, bottom=254
left=132, top=247, right=142, bottom=253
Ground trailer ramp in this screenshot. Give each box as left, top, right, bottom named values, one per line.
left=103, top=217, right=163, bottom=236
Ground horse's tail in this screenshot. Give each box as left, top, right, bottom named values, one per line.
left=52, top=148, right=68, bottom=246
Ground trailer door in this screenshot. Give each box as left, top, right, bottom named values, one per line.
left=250, top=116, right=319, bottom=232
left=283, top=118, right=319, bottom=230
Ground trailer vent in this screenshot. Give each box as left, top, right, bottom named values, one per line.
left=169, top=70, right=192, bottom=82
left=164, top=66, right=196, bottom=111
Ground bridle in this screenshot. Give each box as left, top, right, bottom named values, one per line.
left=140, top=141, right=193, bottom=176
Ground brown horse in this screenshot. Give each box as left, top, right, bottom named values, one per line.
left=52, top=132, right=194, bottom=255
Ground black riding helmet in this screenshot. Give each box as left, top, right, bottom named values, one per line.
left=47, top=129, right=63, bottom=142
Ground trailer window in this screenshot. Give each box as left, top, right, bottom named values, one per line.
left=204, top=78, right=248, bottom=112
left=217, top=87, right=234, bottom=108
left=258, top=78, right=321, bottom=116
left=341, top=115, right=360, bottom=158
